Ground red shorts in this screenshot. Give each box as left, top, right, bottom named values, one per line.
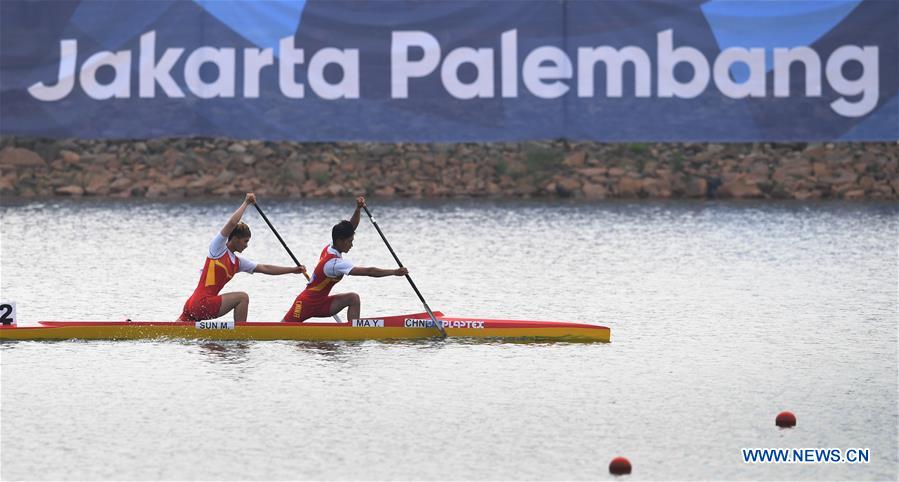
left=283, top=294, right=336, bottom=322
left=178, top=295, right=223, bottom=321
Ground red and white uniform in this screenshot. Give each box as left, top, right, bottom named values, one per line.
left=283, top=245, right=353, bottom=322
left=179, top=233, right=257, bottom=321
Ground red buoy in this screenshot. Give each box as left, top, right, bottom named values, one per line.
left=776, top=411, right=796, bottom=428
left=609, top=456, right=632, bottom=475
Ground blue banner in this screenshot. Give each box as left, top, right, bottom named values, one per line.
left=0, top=0, right=896, bottom=141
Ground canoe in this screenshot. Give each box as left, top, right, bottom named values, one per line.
left=0, top=312, right=610, bottom=342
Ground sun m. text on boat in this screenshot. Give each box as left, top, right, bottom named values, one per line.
left=195, top=320, right=235, bottom=330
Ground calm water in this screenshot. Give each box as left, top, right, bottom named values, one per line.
left=1, top=198, right=897, bottom=481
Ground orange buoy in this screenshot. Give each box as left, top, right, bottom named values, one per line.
left=776, top=411, right=796, bottom=428
left=609, top=456, right=632, bottom=475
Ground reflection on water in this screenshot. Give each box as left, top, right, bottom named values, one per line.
left=292, top=340, right=351, bottom=355
left=197, top=341, right=251, bottom=364
left=1, top=199, right=897, bottom=481
left=290, top=340, right=366, bottom=364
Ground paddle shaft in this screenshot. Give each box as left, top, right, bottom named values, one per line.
left=361, top=205, right=446, bottom=338
left=252, top=203, right=343, bottom=323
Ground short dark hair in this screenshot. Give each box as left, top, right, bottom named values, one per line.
left=229, top=222, right=251, bottom=240
left=332, top=220, right=355, bottom=244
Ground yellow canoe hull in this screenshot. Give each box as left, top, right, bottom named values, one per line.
left=0, top=325, right=609, bottom=342
left=0, top=313, right=611, bottom=343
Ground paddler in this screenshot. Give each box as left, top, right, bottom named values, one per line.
left=179, top=193, right=306, bottom=322
left=282, top=196, right=407, bottom=323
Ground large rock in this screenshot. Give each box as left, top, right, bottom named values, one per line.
left=575, top=167, right=606, bottom=179
left=187, top=174, right=217, bottom=191
left=323, top=151, right=341, bottom=165
left=167, top=177, right=189, bottom=189
left=812, top=162, right=830, bottom=178
left=514, top=179, right=537, bottom=196
left=852, top=161, right=868, bottom=174
left=307, top=161, right=329, bottom=176
left=858, top=175, right=875, bottom=190
left=869, top=183, right=894, bottom=199
left=0, top=147, right=45, bottom=167
left=772, top=158, right=812, bottom=182
left=374, top=186, right=395, bottom=197
left=843, top=189, right=865, bottom=200
left=505, top=159, right=526, bottom=177
left=60, top=150, right=80, bottom=163
left=582, top=182, right=608, bottom=199
left=717, top=175, right=763, bottom=198
left=92, top=153, right=117, bottom=167
left=276, top=161, right=303, bottom=183
left=748, top=162, right=770, bottom=176
left=803, top=145, right=828, bottom=162
left=326, top=183, right=343, bottom=196
left=607, top=167, right=626, bottom=177
left=823, top=170, right=857, bottom=185
left=212, top=184, right=239, bottom=196
left=563, top=151, right=586, bottom=167
left=556, top=177, right=581, bottom=196
left=109, top=177, right=133, bottom=192
left=146, top=184, right=168, bottom=197
left=0, top=175, right=15, bottom=192
left=55, top=185, right=84, bottom=196
left=84, top=172, right=113, bottom=195
left=642, top=177, right=671, bottom=198
left=215, top=170, right=236, bottom=184
left=685, top=177, right=708, bottom=198
left=616, top=177, right=643, bottom=197
left=793, top=190, right=822, bottom=200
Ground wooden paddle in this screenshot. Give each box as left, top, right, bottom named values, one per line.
left=361, top=204, right=446, bottom=338
left=252, top=202, right=343, bottom=323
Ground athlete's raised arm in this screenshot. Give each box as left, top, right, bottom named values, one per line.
left=221, top=192, right=256, bottom=237
left=350, top=196, right=364, bottom=229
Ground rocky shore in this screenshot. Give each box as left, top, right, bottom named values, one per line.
left=1, top=137, right=896, bottom=200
